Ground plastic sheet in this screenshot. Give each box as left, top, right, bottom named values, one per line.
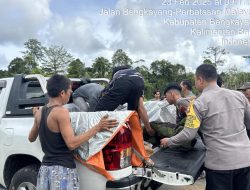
left=144, top=101, right=176, bottom=124
left=70, top=111, right=133, bottom=160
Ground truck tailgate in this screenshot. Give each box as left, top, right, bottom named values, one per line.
left=151, top=139, right=205, bottom=181
left=133, top=139, right=206, bottom=186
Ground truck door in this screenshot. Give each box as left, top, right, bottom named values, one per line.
left=0, top=80, right=8, bottom=186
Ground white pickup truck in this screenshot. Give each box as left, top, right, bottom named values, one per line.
left=0, top=74, right=206, bottom=190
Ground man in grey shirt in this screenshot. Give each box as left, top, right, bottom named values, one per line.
left=72, top=83, right=104, bottom=111
left=161, top=64, right=250, bottom=190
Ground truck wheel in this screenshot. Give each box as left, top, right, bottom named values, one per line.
left=9, top=165, right=39, bottom=190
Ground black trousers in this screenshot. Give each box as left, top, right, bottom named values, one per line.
left=205, top=167, right=250, bottom=190
left=95, top=76, right=144, bottom=111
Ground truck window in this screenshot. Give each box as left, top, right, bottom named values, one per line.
left=25, top=81, right=44, bottom=99
left=0, top=80, right=6, bottom=95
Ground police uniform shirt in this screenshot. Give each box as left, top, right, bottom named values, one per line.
left=169, top=85, right=250, bottom=170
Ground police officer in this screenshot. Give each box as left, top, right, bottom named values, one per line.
left=161, top=64, right=250, bottom=190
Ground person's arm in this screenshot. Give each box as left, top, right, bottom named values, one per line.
left=28, top=108, right=41, bottom=142
left=161, top=100, right=201, bottom=148
left=161, top=127, right=199, bottom=147
left=29, top=120, right=39, bottom=142
left=58, top=108, right=118, bottom=150
left=137, top=97, right=155, bottom=136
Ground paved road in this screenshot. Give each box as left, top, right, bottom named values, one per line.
left=159, top=179, right=205, bottom=190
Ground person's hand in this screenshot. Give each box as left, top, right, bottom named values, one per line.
left=160, top=138, right=169, bottom=148
left=145, top=126, right=155, bottom=136
left=97, top=114, right=119, bottom=132
left=32, top=107, right=40, bottom=116
left=145, top=158, right=154, bottom=167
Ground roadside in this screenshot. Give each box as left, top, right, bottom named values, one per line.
left=159, top=178, right=205, bottom=190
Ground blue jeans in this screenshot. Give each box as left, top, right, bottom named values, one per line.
left=36, top=165, right=80, bottom=190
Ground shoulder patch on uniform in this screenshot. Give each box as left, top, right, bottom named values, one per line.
left=184, top=100, right=201, bottom=129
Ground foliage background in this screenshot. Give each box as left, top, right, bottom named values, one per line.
left=1, top=39, right=250, bottom=99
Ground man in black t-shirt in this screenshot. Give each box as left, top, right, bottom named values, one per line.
left=95, top=66, right=155, bottom=136
left=28, top=74, right=118, bottom=190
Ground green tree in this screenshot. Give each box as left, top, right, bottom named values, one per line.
left=135, top=65, right=154, bottom=99
left=150, top=60, right=175, bottom=83
left=31, top=67, right=43, bottom=74
left=0, top=70, right=9, bottom=78
left=150, top=60, right=168, bottom=96
left=67, top=59, right=86, bottom=78
left=23, top=55, right=39, bottom=73
left=148, top=60, right=188, bottom=98
left=135, top=65, right=150, bottom=79
left=222, top=65, right=250, bottom=90
left=203, top=59, right=213, bottom=65
left=41, top=45, right=74, bottom=75
left=111, top=49, right=132, bottom=67
left=92, top=57, right=110, bottom=78
left=22, top=39, right=44, bottom=70
left=171, top=64, right=186, bottom=82
left=203, top=46, right=228, bottom=68
left=133, top=59, right=145, bottom=68
left=85, top=67, right=94, bottom=78
left=8, top=57, right=30, bottom=75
